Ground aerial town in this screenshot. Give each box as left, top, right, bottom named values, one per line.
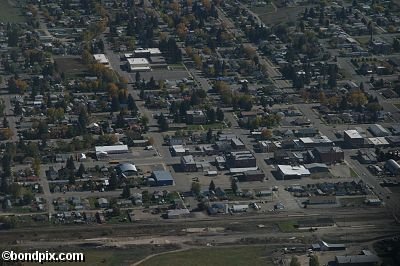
left=0, top=0, right=399, bottom=265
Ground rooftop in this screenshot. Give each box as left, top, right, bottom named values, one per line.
left=182, top=155, right=195, bottom=164
left=116, top=163, right=137, bottom=173
left=152, top=170, right=174, bottom=182
left=277, top=165, right=310, bottom=176
left=344, top=130, right=363, bottom=139
left=93, top=54, right=109, bottom=64
left=127, top=58, right=149, bottom=65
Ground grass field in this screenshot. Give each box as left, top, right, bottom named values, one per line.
left=250, top=4, right=276, bottom=15
left=277, top=220, right=297, bottom=232
left=140, top=246, right=273, bottom=266
left=0, top=0, right=25, bottom=23
left=54, top=57, right=89, bottom=78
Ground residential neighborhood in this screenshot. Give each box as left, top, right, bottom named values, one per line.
left=0, top=0, right=399, bottom=265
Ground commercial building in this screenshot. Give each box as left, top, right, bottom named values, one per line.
left=242, top=170, right=265, bottom=181
left=231, top=138, right=245, bottom=150
left=181, top=155, right=197, bottom=172
left=151, top=170, right=174, bottom=186
left=227, top=151, right=257, bottom=168
left=127, top=58, right=151, bottom=72
left=308, top=195, right=337, bottom=205
left=170, top=145, right=187, bottom=156
left=299, top=135, right=333, bottom=148
left=95, top=145, right=129, bottom=158
left=335, top=251, right=379, bottom=266
left=277, top=165, right=310, bottom=179
left=312, top=241, right=346, bottom=251
left=358, top=150, right=378, bottom=164
left=369, top=124, right=390, bottom=137
left=304, top=163, right=329, bottom=173
left=367, top=137, right=389, bottom=147
left=93, top=54, right=110, bottom=67
left=258, top=140, right=278, bottom=152
left=294, top=128, right=319, bottom=137
left=386, top=135, right=400, bottom=146
left=385, top=159, right=400, bottom=175
left=186, top=110, right=207, bottom=124
left=344, top=130, right=365, bottom=148
left=167, top=208, right=190, bottom=219
left=116, top=163, right=137, bottom=176
left=134, top=48, right=162, bottom=57
left=231, top=204, right=249, bottom=212
left=312, top=146, right=344, bottom=164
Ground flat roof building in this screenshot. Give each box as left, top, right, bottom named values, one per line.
left=181, top=155, right=197, bottom=172
left=312, top=146, right=344, bottom=164
left=152, top=170, right=174, bottom=186
left=134, top=48, right=162, bottom=57
left=299, top=135, right=333, bottom=148
left=127, top=58, right=151, bottom=72
left=335, top=251, right=379, bottom=266
left=344, top=130, right=364, bottom=148
left=227, top=151, right=257, bottom=168
left=95, top=145, right=129, bottom=157
left=93, top=54, right=110, bottom=67
left=277, top=165, right=310, bottom=180
left=369, top=124, right=390, bottom=137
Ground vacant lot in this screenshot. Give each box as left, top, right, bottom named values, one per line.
left=140, top=246, right=272, bottom=266
left=54, top=57, right=89, bottom=78
left=24, top=245, right=179, bottom=266
left=0, top=0, right=24, bottom=23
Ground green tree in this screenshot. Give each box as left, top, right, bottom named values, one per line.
left=66, top=156, right=75, bottom=171
left=68, top=171, right=76, bottom=185
left=157, top=113, right=169, bottom=131
left=290, top=256, right=301, bottom=266
left=122, top=185, right=131, bottom=198
left=207, top=108, right=216, bottom=123
left=393, top=38, right=400, bottom=52
left=109, top=172, right=118, bottom=190
left=309, top=255, right=320, bottom=266
left=78, top=106, right=89, bottom=133
left=216, top=108, right=224, bottom=121
left=206, top=128, right=213, bottom=142
left=209, top=180, right=216, bottom=192
left=9, top=183, right=22, bottom=198
left=127, top=94, right=137, bottom=111
left=191, top=182, right=201, bottom=195
left=231, top=179, right=238, bottom=194
left=77, top=163, right=86, bottom=177
left=23, top=190, right=34, bottom=205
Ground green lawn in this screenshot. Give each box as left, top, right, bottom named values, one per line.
left=0, top=0, right=25, bottom=23
left=277, top=220, right=297, bottom=232
left=140, top=246, right=272, bottom=266
left=250, top=4, right=276, bottom=15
